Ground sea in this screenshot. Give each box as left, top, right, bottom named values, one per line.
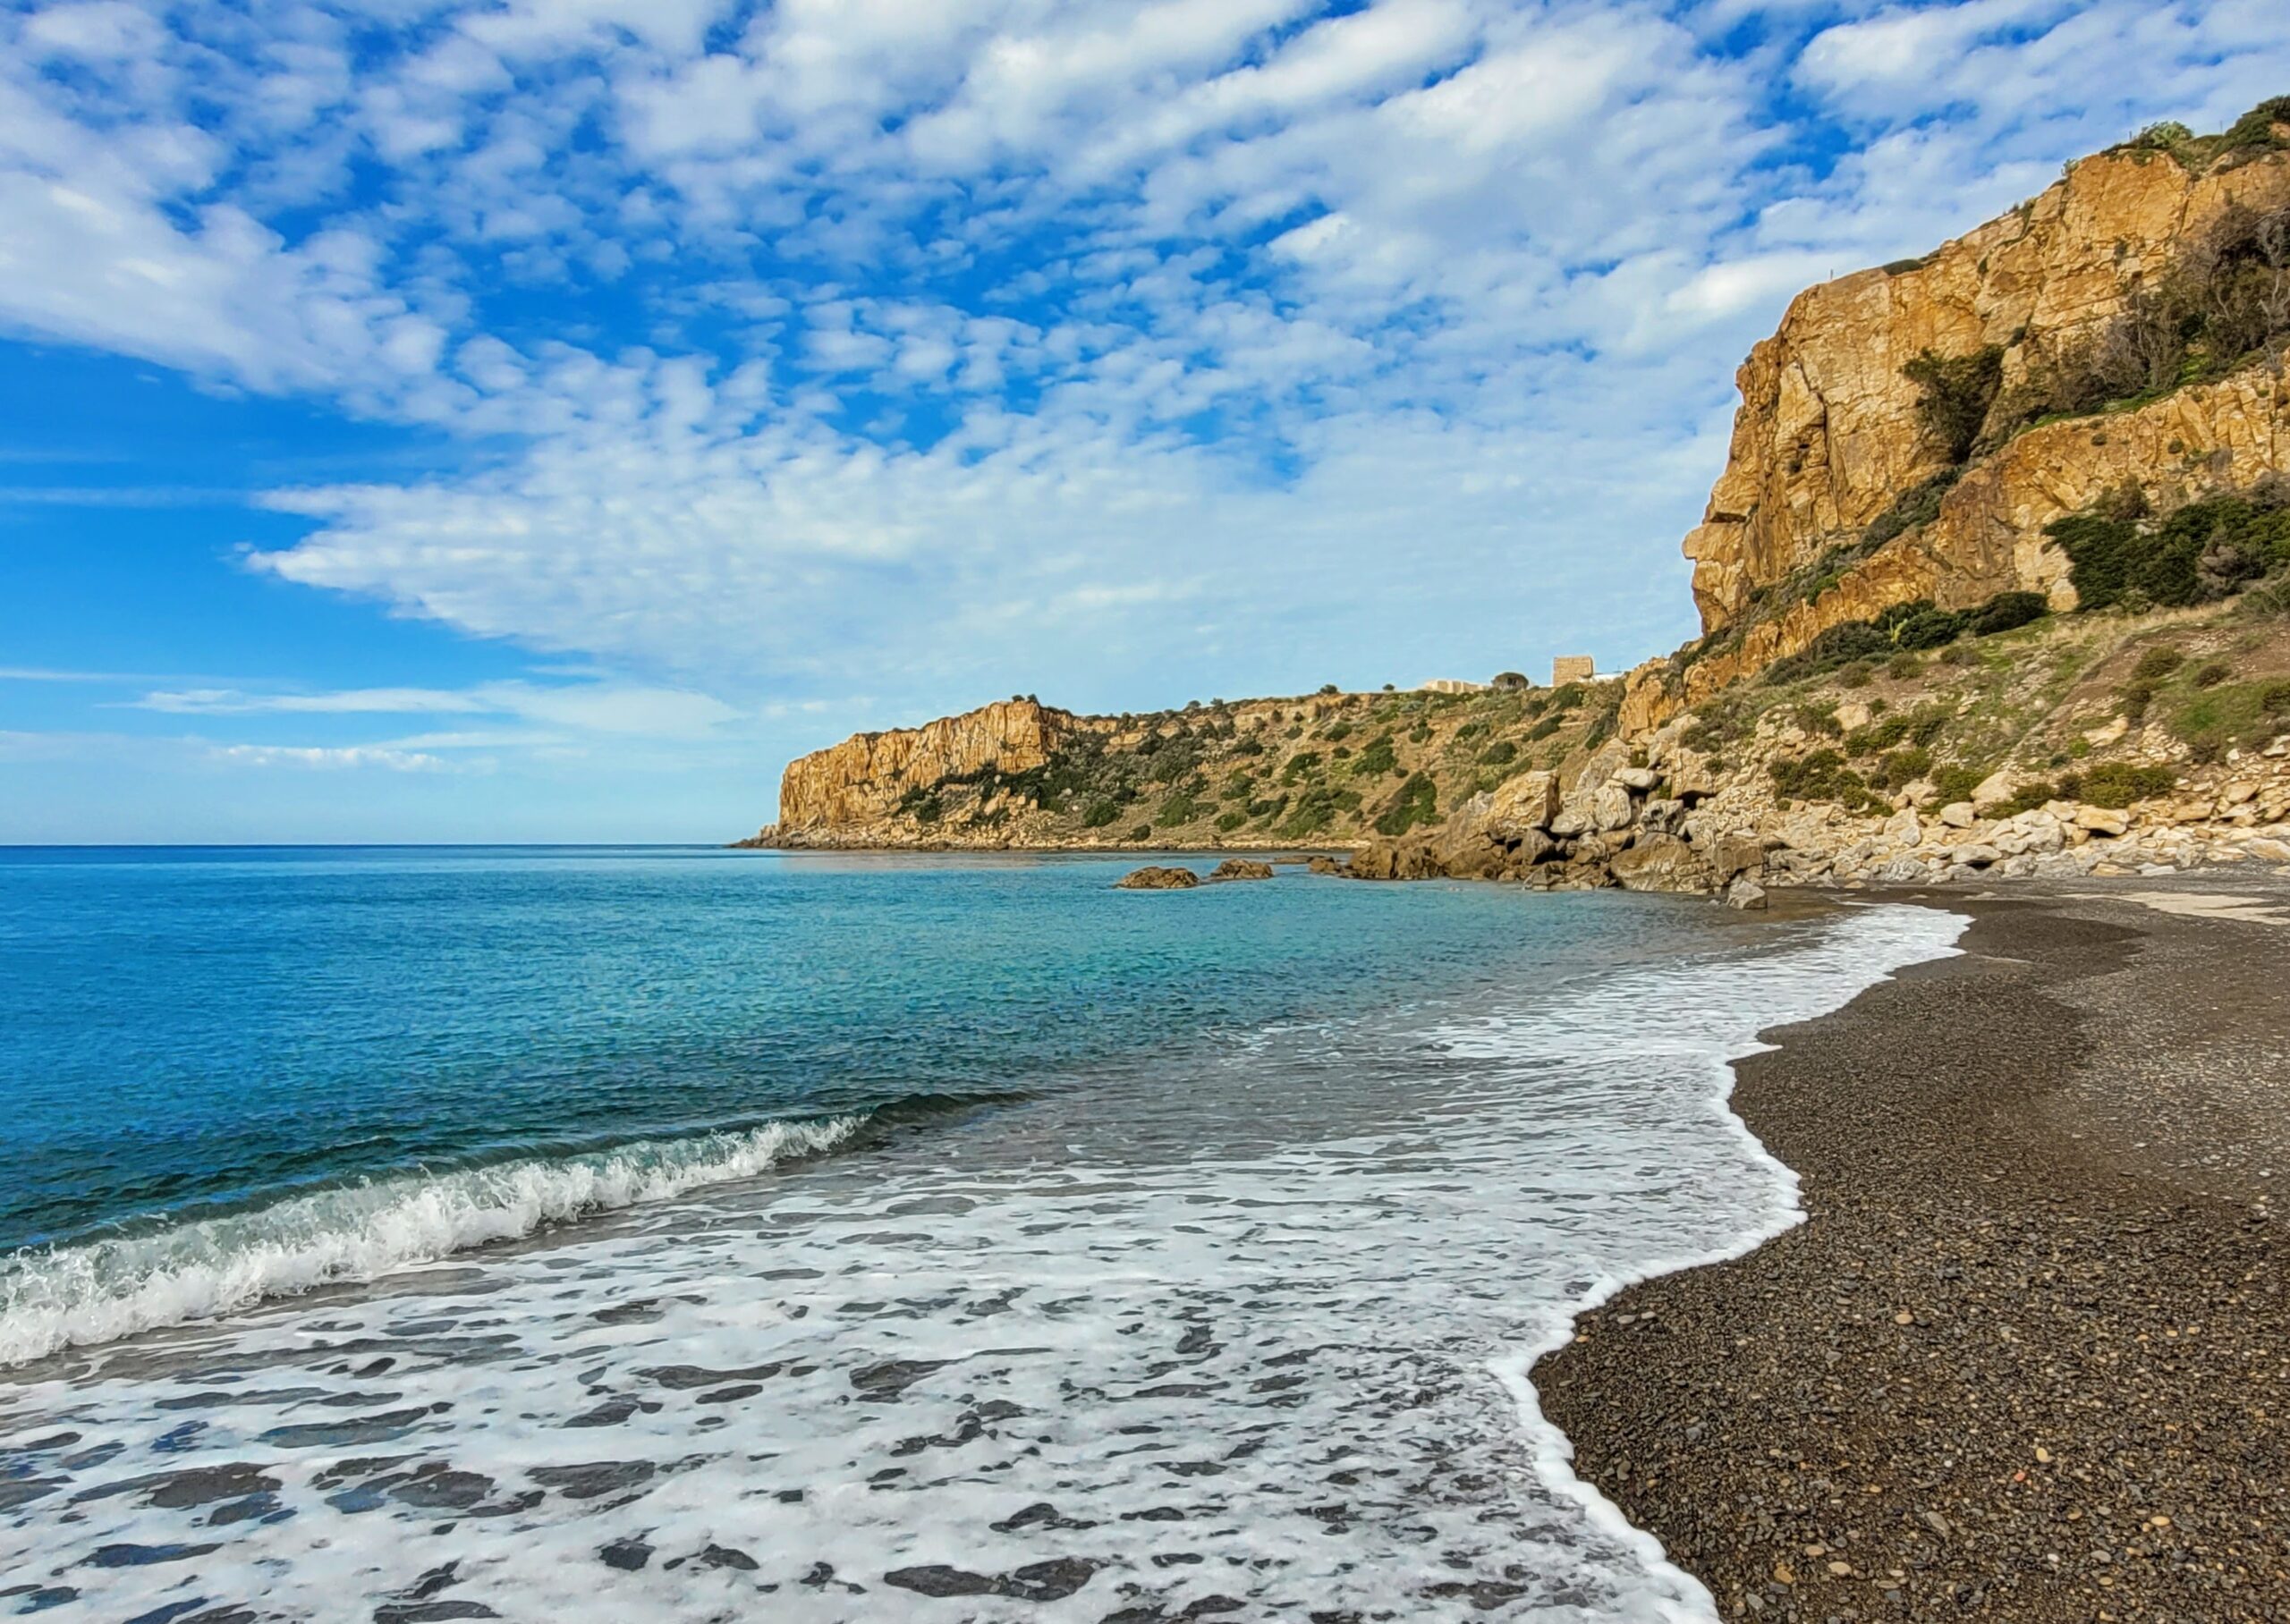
left=0, top=846, right=1962, bottom=1622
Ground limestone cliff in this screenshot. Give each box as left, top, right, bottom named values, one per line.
left=1630, top=129, right=2290, bottom=740
left=1684, top=144, right=2290, bottom=634
left=768, top=698, right=1084, bottom=838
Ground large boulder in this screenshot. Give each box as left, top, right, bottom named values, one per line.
left=1610, top=834, right=1714, bottom=893
left=1115, top=866, right=1200, bottom=890
left=1344, top=833, right=1445, bottom=881
left=1483, top=770, right=1561, bottom=835
left=1208, top=859, right=1274, bottom=882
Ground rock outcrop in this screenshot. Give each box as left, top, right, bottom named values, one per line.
left=1686, top=148, right=2290, bottom=634
left=1115, top=866, right=1200, bottom=890
left=1640, top=139, right=2290, bottom=735
left=765, top=698, right=1081, bottom=842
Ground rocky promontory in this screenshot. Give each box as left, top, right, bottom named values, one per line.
left=745, top=105, right=2290, bottom=903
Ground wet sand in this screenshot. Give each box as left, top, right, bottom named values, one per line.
left=1535, top=877, right=2290, bottom=1622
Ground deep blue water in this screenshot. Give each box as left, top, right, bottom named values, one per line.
left=0, top=845, right=1680, bottom=1258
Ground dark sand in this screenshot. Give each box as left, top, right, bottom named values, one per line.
left=1535, top=877, right=2290, bottom=1622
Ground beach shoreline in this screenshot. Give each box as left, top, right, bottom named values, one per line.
left=1532, top=875, right=2290, bottom=1621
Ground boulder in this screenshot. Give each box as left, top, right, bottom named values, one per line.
left=1208, top=859, right=1274, bottom=882
left=2074, top=807, right=2130, bottom=836
left=1306, top=855, right=1344, bottom=875
left=1344, top=833, right=1444, bottom=882
left=1881, top=808, right=1921, bottom=847
left=1706, top=835, right=1767, bottom=881
left=1611, top=835, right=1713, bottom=893
left=1592, top=783, right=1636, bottom=833
left=1615, top=766, right=1662, bottom=792
left=1949, top=842, right=2003, bottom=867
left=1484, top=770, right=1561, bottom=834
left=1938, top=801, right=1978, bottom=828
left=1875, top=857, right=1929, bottom=884
left=1115, top=866, right=1200, bottom=890
left=2244, top=836, right=2290, bottom=864
left=1971, top=771, right=2016, bottom=812
left=1726, top=875, right=1768, bottom=910
left=1638, top=797, right=1686, bottom=835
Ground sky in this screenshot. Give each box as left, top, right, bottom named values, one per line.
left=1, top=0, right=2286, bottom=842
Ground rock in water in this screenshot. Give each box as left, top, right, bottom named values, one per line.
left=1306, top=855, right=1344, bottom=875
left=1207, top=859, right=1275, bottom=882
left=1726, top=875, right=1768, bottom=910
left=1114, top=866, right=1200, bottom=890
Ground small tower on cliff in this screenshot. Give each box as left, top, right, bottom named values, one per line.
left=1552, top=655, right=1595, bottom=685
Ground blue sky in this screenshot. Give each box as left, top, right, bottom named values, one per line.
left=2, top=0, right=2286, bottom=842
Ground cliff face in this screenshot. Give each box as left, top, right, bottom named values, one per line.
left=771, top=698, right=1082, bottom=834
left=1685, top=146, right=2290, bottom=635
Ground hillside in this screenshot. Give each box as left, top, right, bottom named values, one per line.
left=745, top=682, right=1640, bottom=852
left=745, top=102, right=2290, bottom=894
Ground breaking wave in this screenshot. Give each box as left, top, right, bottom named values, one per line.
left=0, top=1114, right=867, bottom=1367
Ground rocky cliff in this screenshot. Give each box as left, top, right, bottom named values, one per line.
left=748, top=108, right=2290, bottom=897
left=1641, top=122, right=2290, bottom=731
left=767, top=698, right=1084, bottom=839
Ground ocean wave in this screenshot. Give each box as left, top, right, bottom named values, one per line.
left=0, top=1114, right=867, bottom=1368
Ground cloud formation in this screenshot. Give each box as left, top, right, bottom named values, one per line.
left=4, top=0, right=2286, bottom=742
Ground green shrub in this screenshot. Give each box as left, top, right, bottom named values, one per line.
left=1763, top=621, right=1892, bottom=684
left=1902, top=346, right=2005, bottom=462
left=1129, top=825, right=1152, bottom=842
left=1875, top=598, right=1968, bottom=650
left=1768, top=749, right=1886, bottom=813
left=1525, top=715, right=1562, bottom=742
left=1931, top=765, right=1984, bottom=805
left=1791, top=703, right=1843, bottom=738
left=1875, top=747, right=1933, bottom=789
left=1838, top=661, right=1873, bottom=689
left=1938, top=641, right=1981, bottom=666
left=1968, top=590, right=2049, bottom=636
left=2132, top=646, right=2185, bottom=682
left=1215, top=808, right=1247, bottom=833
left=1082, top=799, right=1122, bottom=828
left=1373, top=774, right=1439, bottom=837
left=1156, top=791, right=1202, bottom=826
left=2193, top=661, right=2232, bottom=688
left=1353, top=734, right=1398, bottom=775
left=1885, top=651, right=1923, bottom=681
left=2262, top=681, right=2290, bottom=715
left=1860, top=468, right=1963, bottom=550
left=1281, top=751, right=1323, bottom=783
left=2051, top=495, right=2290, bottom=611
left=1479, top=740, right=1517, bottom=765
left=2121, top=679, right=2159, bottom=721
left=2066, top=762, right=2176, bottom=808
left=1246, top=794, right=1288, bottom=819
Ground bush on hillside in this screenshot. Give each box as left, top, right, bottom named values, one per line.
left=1903, top=347, right=2005, bottom=462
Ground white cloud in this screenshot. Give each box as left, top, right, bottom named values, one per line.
left=1, top=0, right=2286, bottom=788
left=209, top=743, right=459, bottom=772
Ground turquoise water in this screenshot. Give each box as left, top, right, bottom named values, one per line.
left=3, top=846, right=1656, bottom=1263
left=0, top=846, right=1962, bottom=1621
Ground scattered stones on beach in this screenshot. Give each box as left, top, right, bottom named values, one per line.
left=1535, top=889, right=2290, bottom=1624
left=1114, top=866, right=1200, bottom=890
left=1207, top=859, right=1275, bottom=882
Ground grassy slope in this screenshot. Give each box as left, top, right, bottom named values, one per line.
left=879, top=684, right=1627, bottom=849
left=1689, top=597, right=2290, bottom=818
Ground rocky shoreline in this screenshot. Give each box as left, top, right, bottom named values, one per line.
left=1534, top=877, right=2290, bottom=1623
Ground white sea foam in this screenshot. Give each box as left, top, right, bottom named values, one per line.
left=0, top=1114, right=864, bottom=1366
left=0, top=902, right=1963, bottom=1622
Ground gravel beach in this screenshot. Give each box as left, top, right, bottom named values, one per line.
left=1534, top=876, right=2290, bottom=1623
